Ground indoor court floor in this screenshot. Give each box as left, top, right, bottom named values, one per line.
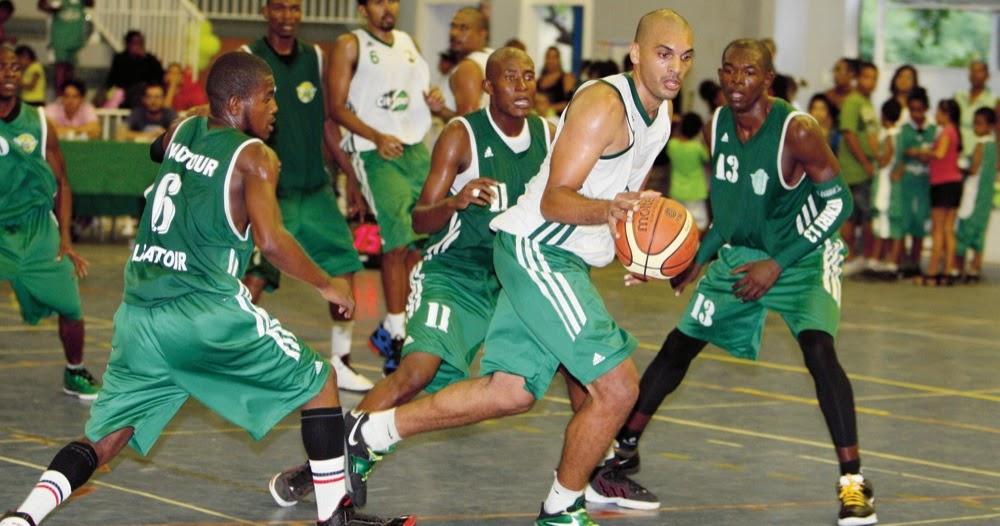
left=1, top=243, right=998, bottom=526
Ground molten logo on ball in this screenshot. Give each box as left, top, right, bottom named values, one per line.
left=614, top=197, right=700, bottom=280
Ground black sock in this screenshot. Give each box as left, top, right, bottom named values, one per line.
left=48, top=441, right=99, bottom=490
left=301, top=407, right=344, bottom=460
left=840, top=459, right=861, bottom=475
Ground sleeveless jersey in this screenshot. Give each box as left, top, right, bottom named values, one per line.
left=0, top=102, right=56, bottom=225
left=899, top=122, right=936, bottom=177
left=440, top=48, right=493, bottom=113
left=51, top=0, right=86, bottom=47
left=492, top=73, right=671, bottom=267
left=244, top=38, right=328, bottom=193
left=346, top=29, right=431, bottom=152
left=124, top=117, right=261, bottom=306
left=959, top=136, right=998, bottom=219
left=424, top=109, right=549, bottom=268
left=709, top=98, right=826, bottom=255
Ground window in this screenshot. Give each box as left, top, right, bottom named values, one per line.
left=859, top=0, right=993, bottom=67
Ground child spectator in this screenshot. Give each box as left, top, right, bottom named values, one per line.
left=46, top=79, right=100, bottom=140
left=954, top=107, right=997, bottom=282
left=869, top=98, right=902, bottom=277
left=918, top=99, right=962, bottom=285
left=0, top=1, right=15, bottom=44
left=667, top=112, right=710, bottom=230
left=896, top=88, right=936, bottom=277
left=15, top=45, right=45, bottom=106
left=809, top=93, right=841, bottom=153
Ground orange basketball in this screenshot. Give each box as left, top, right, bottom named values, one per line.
left=614, top=197, right=699, bottom=280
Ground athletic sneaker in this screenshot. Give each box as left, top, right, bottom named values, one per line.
left=344, top=411, right=393, bottom=507
left=63, top=366, right=101, bottom=400
left=268, top=461, right=313, bottom=507
left=368, top=325, right=402, bottom=376
left=585, top=461, right=659, bottom=510
left=332, top=355, right=374, bottom=393
left=318, top=496, right=416, bottom=526
left=0, top=511, right=36, bottom=526
left=535, top=497, right=598, bottom=526
left=837, top=473, right=877, bottom=526
left=610, top=445, right=640, bottom=475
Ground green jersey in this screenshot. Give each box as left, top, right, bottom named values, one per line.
left=245, top=38, right=328, bottom=193
left=709, top=99, right=831, bottom=255
left=50, top=0, right=87, bottom=49
left=964, top=137, right=997, bottom=216
left=0, top=102, right=56, bottom=225
left=424, top=109, right=549, bottom=268
left=898, top=122, right=936, bottom=177
left=124, top=117, right=261, bottom=306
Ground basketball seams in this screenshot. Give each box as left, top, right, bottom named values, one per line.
left=641, top=198, right=667, bottom=280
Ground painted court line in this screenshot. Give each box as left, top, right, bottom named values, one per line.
left=878, top=513, right=1000, bottom=525
left=797, top=455, right=996, bottom=491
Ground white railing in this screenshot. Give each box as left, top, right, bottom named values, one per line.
left=95, top=108, right=131, bottom=141
left=91, top=0, right=205, bottom=79
left=196, top=0, right=357, bottom=23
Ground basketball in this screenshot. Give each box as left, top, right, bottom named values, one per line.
left=614, top=197, right=700, bottom=280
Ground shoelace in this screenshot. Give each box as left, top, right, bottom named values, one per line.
left=360, top=445, right=395, bottom=482
left=604, top=467, right=649, bottom=494
left=838, top=480, right=868, bottom=508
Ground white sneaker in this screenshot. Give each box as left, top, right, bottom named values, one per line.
left=843, top=258, right=866, bottom=276
left=331, top=355, right=374, bottom=393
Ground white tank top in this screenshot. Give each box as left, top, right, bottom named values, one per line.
left=490, top=73, right=672, bottom=267
left=440, top=48, right=492, bottom=114
left=346, top=29, right=432, bottom=152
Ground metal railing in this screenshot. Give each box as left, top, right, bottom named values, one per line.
left=91, top=0, right=205, bottom=79
left=196, top=0, right=357, bottom=23
left=95, top=108, right=132, bottom=141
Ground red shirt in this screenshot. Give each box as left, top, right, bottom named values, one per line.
left=929, top=124, right=961, bottom=185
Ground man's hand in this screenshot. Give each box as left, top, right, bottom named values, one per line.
left=669, top=261, right=703, bottom=296
left=454, top=177, right=497, bottom=210
left=58, top=239, right=89, bottom=278
left=344, top=175, right=369, bottom=220
left=374, top=132, right=404, bottom=160
left=320, top=277, right=355, bottom=318
left=731, top=259, right=782, bottom=302
left=607, top=190, right=661, bottom=238
left=424, top=88, right=446, bottom=115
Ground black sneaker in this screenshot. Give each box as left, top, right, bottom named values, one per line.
left=585, top=461, right=660, bottom=510
left=610, top=445, right=640, bottom=475
left=318, top=496, right=416, bottom=526
left=268, top=461, right=314, bottom=507
left=0, top=511, right=37, bottom=526
left=837, top=473, right=877, bottom=526
left=344, top=411, right=393, bottom=508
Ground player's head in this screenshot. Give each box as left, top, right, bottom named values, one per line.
left=484, top=47, right=536, bottom=120
left=206, top=51, right=277, bottom=140
left=0, top=45, right=21, bottom=101
left=358, top=0, right=398, bottom=33
left=449, top=7, right=488, bottom=55
left=856, top=61, right=878, bottom=97
left=880, top=98, right=901, bottom=126
left=263, top=0, right=302, bottom=39
left=832, top=57, right=857, bottom=89
left=969, top=60, right=989, bottom=90
left=629, top=9, right=694, bottom=102
left=906, top=87, right=929, bottom=125
left=973, top=106, right=996, bottom=136
left=718, top=38, right=774, bottom=113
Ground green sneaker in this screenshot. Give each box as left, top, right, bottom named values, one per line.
left=63, top=366, right=101, bottom=400
left=535, top=497, right=599, bottom=526
left=344, top=410, right=394, bottom=507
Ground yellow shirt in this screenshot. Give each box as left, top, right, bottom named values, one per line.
left=21, top=62, right=47, bottom=104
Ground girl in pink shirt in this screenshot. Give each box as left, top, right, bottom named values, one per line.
left=918, top=99, right=962, bottom=285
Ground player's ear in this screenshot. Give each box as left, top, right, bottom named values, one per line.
left=226, top=94, right=243, bottom=119
left=483, top=78, right=493, bottom=98
left=628, top=42, right=640, bottom=71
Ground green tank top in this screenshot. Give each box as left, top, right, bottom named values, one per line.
left=247, top=38, right=328, bottom=193
left=423, top=109, right=548, bottom=268
left=51, top=0, right=86, bottom=46
left=709, top=99, right=821, bottom=255
left=124, top=117, right=260, bottom=306
left=0, top=102, right=57, bottom=225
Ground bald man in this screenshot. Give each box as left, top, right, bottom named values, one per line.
left=337, top=11, right=693, bottom=524
left=434, top=6, right=493, bottom=121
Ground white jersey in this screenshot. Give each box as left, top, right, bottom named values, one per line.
left=346, top=29, right=431, bottom=152
left=441, top=48, right=493, bottom=113
left=491, top=73, right=672, bottom=267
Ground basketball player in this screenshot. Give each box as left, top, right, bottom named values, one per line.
left=239, top=0, right=373, bottom=392
left=611, top=40, right=877, bottom=526
left=434, top=6, right=492, bottom=120
left=336, top=11, right=692, bottom=524
left=0, top=52, right=412, bottom=526
left=330, top=0, right=442, bottom=375
left=0, top=44, right=100, bottom=400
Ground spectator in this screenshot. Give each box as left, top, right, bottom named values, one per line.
left=825, top=57, right=857, bottom=110
left=38, top=0, right=92, bottom=91
left=533, top=92, right=560, bottom=127
left=918, top=99, right=963, bottom=285
left=837, top=60, right=879, bottom=273
left=809, top=93, right=841, bottom=153
left=869, top=98, right=903, bottom=276
left=896, top=87, right=936, bottom=277
left=163, top=62, right=207, bottom=112
left=15, top=45, right=45, bottom=106
left=772, top=74, right=799, bottom=108
left=955, top=60, right=995, bottom=160
left=954, top=107, right=997, bottom=282
left=105, top=30, right=165, bottom=108
left=0, top=1, right=15, bottom=44
left=46, top=78, right=100, bottom=140
left=888, top=64, right=919, bottom=124
left=698, top=79, right=724, bottom=116
left=119, top=83, right=176, bottom=142
left=666, top=112, right=710, bottom=230
left=538, top=45, right=576, bottom=114
left=582, top=59, right=618, bottom=82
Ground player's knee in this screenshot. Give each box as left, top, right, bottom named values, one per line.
left=663, top=329, right=707, bottom=367
left=487, top=372, right=535, bottom=415
left=393, top=363, right=434, bottom=399
left=798, top=330, right=840, bottom=373
left=589, top=362, right=639, bottom=408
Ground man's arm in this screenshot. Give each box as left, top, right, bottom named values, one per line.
left=412, top=120, right=495, bottom=233
left=239, top=144, right=354, bottom=314
left=44, top=116, right=88, bottom=277
left=320, top=46, right=367, bottom=219
left=327, top=32, right=402, bottom=160
left=839, top=98, right=875, bottom=176
left=433, top=59, right=484, bottom=122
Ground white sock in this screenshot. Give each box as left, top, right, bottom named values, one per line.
left=543, top=472, right=584, bottom=514
left=384, top=312, right=405, bottom=339
left=309, top=457, right=346, bottom=522
left=330, top=320, right=354, bottom=359
left=361, top=408, right=401, bottom=452
left=17, top=470, right=72, bottom=524
left=65, top=363, right=83, bottom=370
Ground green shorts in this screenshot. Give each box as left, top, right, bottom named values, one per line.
left=245, top=185, right=362, bottom=291
left=85, top=290, right=330, bottom=456
left=0, top=209, right=82, bottom=324
left=402, top=256, right=499, bottom=393
left=353, top=144, right=429, bottom=251
left=955, top=209, right=992, bottom=254
left=677, top=240, right=846, bottom=360
left=53, top=45, right=82, bottom=65
left=480, top=232, right=637, bottom=400
left=900, top=173, right=930, bottom=238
